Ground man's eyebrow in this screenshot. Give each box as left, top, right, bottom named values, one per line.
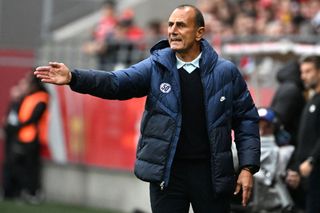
left=168, top=21, right=186, bottom=25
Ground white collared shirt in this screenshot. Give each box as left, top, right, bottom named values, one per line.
left=176, top=53, right=202, bottom=74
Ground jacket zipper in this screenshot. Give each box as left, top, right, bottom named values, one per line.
left=159, top=66, right=182, bottom=191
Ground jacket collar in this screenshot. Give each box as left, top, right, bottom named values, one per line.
left=150, top=39, right=218, bottom=73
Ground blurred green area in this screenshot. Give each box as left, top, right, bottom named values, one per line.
left=0, top=200, right=123, bottom=213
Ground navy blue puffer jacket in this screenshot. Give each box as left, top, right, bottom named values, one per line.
left=70, top=39, right=260, bottom=196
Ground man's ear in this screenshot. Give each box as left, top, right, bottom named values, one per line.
left=196, top=27, right=205, bottom=41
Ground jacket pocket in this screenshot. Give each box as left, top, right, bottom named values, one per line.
left=135, top=113, right=175, bottom=182
left=142, top=113, right=175, bottom=142
left=137, top=110, right=151, bottom=152
left=212, top=151, right=236, bottom=196
left=137, top=112, right=175, bottom=163
left=210, top=127, right=236, bottom=196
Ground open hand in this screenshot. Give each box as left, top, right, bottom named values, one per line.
left=34, top=62, right=72, bottom=85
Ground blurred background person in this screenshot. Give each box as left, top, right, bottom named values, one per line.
left=1, top=73, right=50, bottom=204
left=253, top=107, right=294, bottom=212
left=288, top=56, right=320, bottom=213
left=271, top=59, right=306, bottom=147
left=2, top=77, right=28, bottom=199
left=270, top=59, right=307, bottom=212
left=145, top=20, right=165, bottom=49
left=83, top=5, right=145, bottom=71
left=101, top=9, right=145, bottom=70
left=82, top=0, right=118, bottom=69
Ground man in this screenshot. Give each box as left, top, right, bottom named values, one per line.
left=287, top=56, right=320, bottom=213
left=35, top=5, right=260, bottom=213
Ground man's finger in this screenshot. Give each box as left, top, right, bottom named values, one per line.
left=234, top=183, right=241, bottom=195
left=34, top=70, right=49, bottom=75
left=35, top=74, right=51, bottom=80
left=242, top=187, right=251, bottom=206
left=35, top=66, right=51, bottom=71
left=49, top=61, right=61, bottom=68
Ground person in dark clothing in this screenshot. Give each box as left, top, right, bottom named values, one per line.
left=287, top=56, right=320, bottom=213
left=2, top=79, right=27, bottom=198
left=271, top=59, right=306, bottom=147
left=271, top=60, right=307, bottom=211
left=2, top=73, right=49, bottom=203
left=34, top=5, right=260, bottom=213
left=82, top=0, right=118, bottom=70
left=100, top=19, right=138, bottom=70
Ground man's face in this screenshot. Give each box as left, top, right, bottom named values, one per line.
left=167, top=7, right=203, bottom=55
left=300, top=62, right=320, bottom=89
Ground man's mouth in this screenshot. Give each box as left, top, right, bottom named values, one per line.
left=170, top=38, right=182, bottom=42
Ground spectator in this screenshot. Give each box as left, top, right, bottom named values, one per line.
left=101, top=20, right=136, bottom=70
left=119, top=8, right=144, bottom=42
left=145, top=20, right=165, bottom=49
left=82, top=0, right=118, bottom=69
left=93, top=0, right=118, bottom=43
left=253, top=107, right=294, bottom=211
left=233, top=12, right=256, bottom=36
left=96, top=8, right=145, bottom=70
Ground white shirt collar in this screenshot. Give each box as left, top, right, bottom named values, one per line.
left=176, top=52, right=202, bottom=74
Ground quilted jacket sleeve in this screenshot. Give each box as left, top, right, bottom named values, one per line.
left=231, top=65, right=261, bottom=173
left=69, top=58, right=152, bottom=100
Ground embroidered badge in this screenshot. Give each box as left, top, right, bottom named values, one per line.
left=309, top=104, right=316, bottom=113
left=160, top=83, right=171, bottom=93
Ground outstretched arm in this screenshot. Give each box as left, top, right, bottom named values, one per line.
left=34, top=62, right=72, bottom=85
left=35, top=58, right=152, bottom=100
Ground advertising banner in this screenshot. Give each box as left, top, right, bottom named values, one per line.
left=50, top=86, right=145, bottom=171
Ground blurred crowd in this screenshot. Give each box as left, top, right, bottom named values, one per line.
left=82, top=0, right=320, bottom=70
left=82, top=0, right=151, bottom=70
left=198, top=0, right=320, bottom=40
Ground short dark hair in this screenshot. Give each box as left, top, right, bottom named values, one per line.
left=176, top=5, right=205, bottom=28
left=300, top=56, right=320, bottom=70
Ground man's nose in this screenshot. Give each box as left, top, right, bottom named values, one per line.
left=169, top=24, right=177, bottom=34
